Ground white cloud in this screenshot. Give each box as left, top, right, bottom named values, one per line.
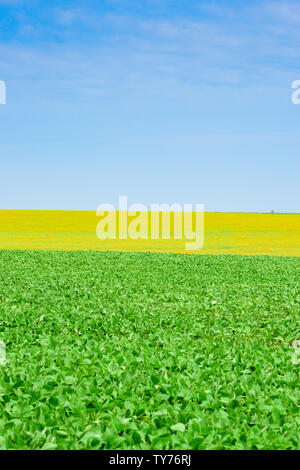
left=265, top=1, right=300, bottom=24
left=0, top=1, right=299, bottom=103
left=53, top=7, right=92, bottom=27
left=0, top=0, right=22, bottom=5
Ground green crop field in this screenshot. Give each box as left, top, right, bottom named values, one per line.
left=0, top=250, right=299, bottom=450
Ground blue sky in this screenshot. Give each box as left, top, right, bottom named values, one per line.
left=0, top=0, right=299, bottom=212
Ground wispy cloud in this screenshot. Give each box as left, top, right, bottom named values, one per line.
left=53, top=7, right=97, bottom=27
left=0, top=0, right=23, bottom=5
left=1, top=1, right=299, bottom=102
left=265, top=1, right=300, bottom=24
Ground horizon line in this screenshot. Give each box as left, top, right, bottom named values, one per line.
left=1, top=209, right=299, bottom=215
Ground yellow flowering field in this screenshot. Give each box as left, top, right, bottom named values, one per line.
left=0, top=210, right=299, bottom=256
